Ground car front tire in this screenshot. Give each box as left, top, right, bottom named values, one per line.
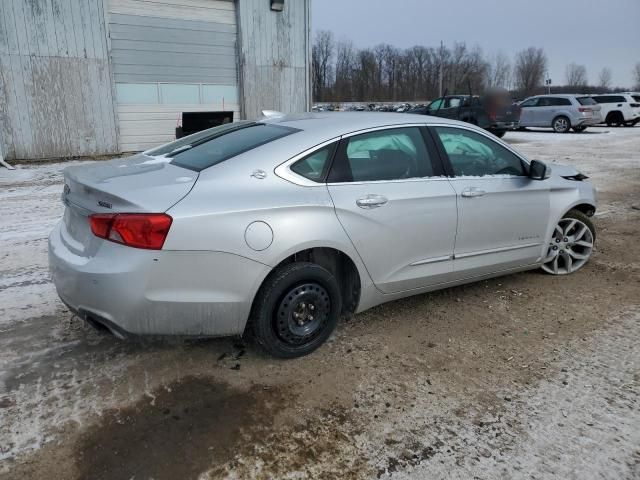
left=250, top=262, right=342, bottom=358
left=541, top=209, right=595, bottom=275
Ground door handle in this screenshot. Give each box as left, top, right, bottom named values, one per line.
left=461, top=187, right=486, bottom=198
left=356, top=194, right=388, bottom=209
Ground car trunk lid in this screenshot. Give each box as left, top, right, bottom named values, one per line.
left=60, top=154, right=197, bottom=255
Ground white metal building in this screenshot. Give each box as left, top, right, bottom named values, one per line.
left=0, top=0, right=311, bottom=160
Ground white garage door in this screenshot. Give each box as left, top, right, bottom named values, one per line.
left=108, top=0, right=239, bottom=152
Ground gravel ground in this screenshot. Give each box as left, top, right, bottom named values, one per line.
left=0, top=126, right=639, bottom=479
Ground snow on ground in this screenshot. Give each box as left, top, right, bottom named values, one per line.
left=0, top=126, right=639, bottom=479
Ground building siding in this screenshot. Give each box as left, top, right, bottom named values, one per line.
left=0, top=0, right=118, bottom=160
left=236, top=0, right=311, bottom=120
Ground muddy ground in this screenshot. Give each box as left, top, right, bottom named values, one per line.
left=1, top=126, right=639, bottom=479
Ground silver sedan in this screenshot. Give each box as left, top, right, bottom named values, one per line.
left=49, top=113, right=597, bottom=358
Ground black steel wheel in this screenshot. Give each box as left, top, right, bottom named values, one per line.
left=250, top=262, right=341, bottom=358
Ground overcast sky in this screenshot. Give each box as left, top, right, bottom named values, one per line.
left=312, top=0, right=640, bottom=88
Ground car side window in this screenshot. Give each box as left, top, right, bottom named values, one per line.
left=328, top=127, right=435, bottom=183
left=428, top=99, right=444, bottom=110
left=290, top=143, right=336, bottom=182
left=447, top=98, right=462, bottom=108
left=554, top=98, right=572, bottom=106
left=433, top=126, right=526, bottom=177
left=520, top=98, right=538, bottom=107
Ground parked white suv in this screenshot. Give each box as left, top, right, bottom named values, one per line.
left=592, top=93, right=640, bottom=127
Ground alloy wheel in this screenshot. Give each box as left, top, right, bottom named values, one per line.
left=542, top=218, right=594, bottom=274
left=553, top=117, right=569, bottom=133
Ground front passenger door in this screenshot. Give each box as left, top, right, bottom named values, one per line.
left=327, top=126, right=458, bottom=293
left=431, top=126, right=550, bottom=278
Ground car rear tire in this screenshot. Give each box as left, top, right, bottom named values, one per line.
left=605, top=112, right=624, bottom=127
left=541, top=209, right=595, bottom=275
left=489, top=129, right=506, bottom=138
left=250, top=262, right=342, bottom=358
left=552, top=115, right=571, bottom=133
left=572, top=126, right=587, bottom=133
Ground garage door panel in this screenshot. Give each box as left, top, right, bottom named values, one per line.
left=111, top=50, right=237, bottom=70
left=109, top=12, right=236, bottom=33
left=109, top=25, right=236, bottom=48
left=110, top=0, right=235, bottom=23
left=111, top=39, right=235, bottom=56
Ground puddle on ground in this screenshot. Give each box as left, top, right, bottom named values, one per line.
left=75, top=376, right=288, bottom=480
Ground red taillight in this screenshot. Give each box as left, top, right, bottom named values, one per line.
left=89, top=214, right=114, bottom=239
left=488, top=108, right=496, bottom=121
left=578, top=107, right=592, bottom=113
left=89, top=213, right=172, bottom=250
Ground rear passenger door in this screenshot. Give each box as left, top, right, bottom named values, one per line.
left=430, top=125, right=550, bottom=278
left=327, top=126, right=458, bottom=293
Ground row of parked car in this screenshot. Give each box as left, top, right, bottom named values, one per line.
left=406, top=92, right=640, bottom=136
left=314, top=91, right=640, bottom=137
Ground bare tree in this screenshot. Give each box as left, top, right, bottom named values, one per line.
left=597, top=67, right=612, bottom=90
left=514, top=47, right=547, bottom=96
left=566, top=63, right=588, bottom=88
left=634, top=62, right=640, bottom=90
left=486, top=52, right=512, bottom=89
left=312, top=30, right=334, bottom=101
left=334, top=39, right=356, bottom=100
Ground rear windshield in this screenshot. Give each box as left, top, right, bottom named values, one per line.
left=166, top=123, right=300, bottom=172
left=576, top=97, right=597, bottom=106
left=146, top=121, right=254, bottom=157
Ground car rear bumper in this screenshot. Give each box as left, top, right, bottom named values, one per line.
left=575, top=113, right=602, bottom=126
left=49, top=221, right=270, bottom=337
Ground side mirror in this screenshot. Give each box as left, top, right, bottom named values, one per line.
left=529, top=160, right=550, bottom=180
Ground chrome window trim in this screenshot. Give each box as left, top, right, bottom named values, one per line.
left=274, top=121, right=532, bottom=187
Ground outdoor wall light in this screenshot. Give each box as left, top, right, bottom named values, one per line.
left=271, top=0, right=284, bottom=11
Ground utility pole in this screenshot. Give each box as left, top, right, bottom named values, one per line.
left=545, top=71, right=552, bottom=94
left=438, top=40, right=444, bottom=97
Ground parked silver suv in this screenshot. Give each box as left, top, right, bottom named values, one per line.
left=518, top=94, right=602, bottom=133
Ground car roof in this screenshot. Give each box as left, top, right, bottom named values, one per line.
left=532, top=94, right=589, bottom=98
left=262, top=112, right=459, bottom=142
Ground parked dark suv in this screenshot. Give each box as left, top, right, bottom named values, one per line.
left=409, top=93, right=521, bottom=138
